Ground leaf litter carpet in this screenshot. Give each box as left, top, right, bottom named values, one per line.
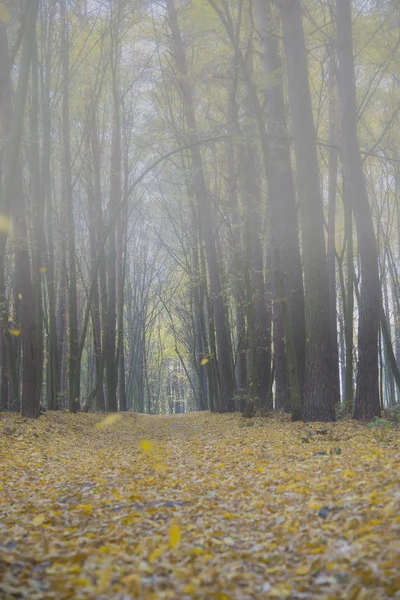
left=0, top=411, right=399, bottom=599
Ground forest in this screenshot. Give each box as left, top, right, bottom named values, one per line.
left=0, top=0, right=399, bottom=423
left=0, top=1, right=400, bottom=598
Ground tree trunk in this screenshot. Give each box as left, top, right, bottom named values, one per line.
left=0, top=1, right=40, bottom=418
left=281, top=0, right=336, bottom=421
left=254, top=0, right=305, bottom=417
left=60, top=0, right=80, bottom=413
left=336, top=0, right=381, bottom=420
left=166, top=0, right=234, bottom=412
left=326, top=49, right=341, bottom=406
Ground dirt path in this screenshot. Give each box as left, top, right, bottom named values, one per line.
left=0, top=411, right=399, bottom=599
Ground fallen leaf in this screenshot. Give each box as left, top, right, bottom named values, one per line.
left=32, top=514, right=45, bottom=526
left=95, top=414, right=122, bottom=430
left=169, top=522, right=181, bottom=549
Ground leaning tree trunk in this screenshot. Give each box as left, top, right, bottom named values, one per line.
left=280, top=0, right=336, bottom=421
left=336, top=0, right=381, bottom=420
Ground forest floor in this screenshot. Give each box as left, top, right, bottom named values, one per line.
left=0, top=411, right=399, bottom=600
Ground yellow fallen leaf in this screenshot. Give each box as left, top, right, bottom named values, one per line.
left=96, top=564, right=113, bottom=592
left=121, top=574, right=141, bottom=587
left=32, top=514, right=45, bottom=526
left=95, top=414, right=122, bottom=430
left=269, top=584, right=292, bottom=597
left=75, top=504, right=93, bottom=513
left=139, top=439, right=153, bottom=453
left=183, top=584, right=197, bottom=594
left=295, top=564, right=311, bottom=575
left=149, top=544, right=167, bottom=563
left=308, top=500, right=322, bottom=511
left=0, top=3, right=10, bottom=22
left=169, top=522, right=181, bottom=549
left=200, top=357, right=209, bottom=365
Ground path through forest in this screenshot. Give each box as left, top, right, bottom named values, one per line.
left=0, top=412, right=399, bottom=599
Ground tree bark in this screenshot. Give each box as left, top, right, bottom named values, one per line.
left=166, top=0, right=234, bottom=412
left=280, top=0, right=336, bottom=421
left=60, top=0, right=80, bottom=413
left=336, top=0, right=381, bottom=420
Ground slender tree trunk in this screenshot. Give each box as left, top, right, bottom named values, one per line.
left=0, top=1, right=40, bottom=418
left=344, top=182, right=354, bottom=409
left=41, top=6, right=60, bottom=411
left=336, top=0, right=381, bottom=419
left=60, top=0, right=80, bottom=413
left=254, top=0, right=305, bottom=417
left=326, top=49, right=341, bottom=406
left=105, top=43, right=121, bottom=412
left=166, top=0, right=234, bottom=412
left=281, top=0, right=336, bottom=421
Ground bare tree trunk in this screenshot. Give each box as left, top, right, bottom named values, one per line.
left=336, top=0, right=381, bottom=419
left=41, top=4, right=60, bottom=411
left=344, top=182, right=354, bottom=409
left=60, top=0, right=80, bottom=413
left=30, top=33, right=44, bottom=405
left=105, top=40, right=121, bottom=412
left=254, top=0, right=305, bottom=418
left=280, top=0, right=336, bottom=421
left=0, top=1, right=40, bottom=418
left=326, top=49, right=341, bottom=406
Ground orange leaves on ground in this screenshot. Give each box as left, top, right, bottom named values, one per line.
left=0, top=411, right=399, bottom=599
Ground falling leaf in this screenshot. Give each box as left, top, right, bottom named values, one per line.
left=18, top=294, right=22, bottom=300
left=40, top=266, right=47, bottom=273
left=169, top=522, right=181, bottom=549
left=95, top=414, right=122, bottom=430
left=9, top=328, right=21, bottom=337
left=0, top=214, right=10, bottom=232
left=139, top=439, right=153, bottom=453
left=32, top=514, right=45, bottom=526
left=200, top=357, right=209, bottom=366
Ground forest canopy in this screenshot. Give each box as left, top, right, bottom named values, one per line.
left=0, top=0, right=400, bottom=421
